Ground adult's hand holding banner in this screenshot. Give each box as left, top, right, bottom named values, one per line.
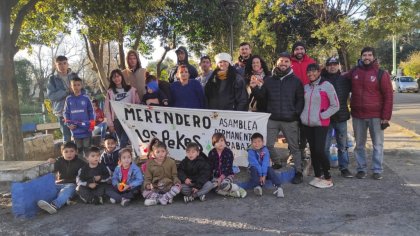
left=110, top=101, right=270, bottom=166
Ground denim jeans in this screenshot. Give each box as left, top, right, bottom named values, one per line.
left=240, top=166, right=282, bottom=189
left=325, top=121, right=349, bottom=171
left=58, top=116, right=71, bottom=142
left=352, top=118, right=384, bottom=173
left=93, top=122, right=108, bottom=139
left=52, top=183, right=76, bottom=209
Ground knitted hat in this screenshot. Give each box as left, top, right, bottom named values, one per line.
left=326, top=57, right=339, bottom=65
left=292, top=41, right=306, bottom=53
left=147, top=80, right=159, bottom=93
left=278, top=52, right=291, bottom=59
left=215, top=53, right=232, bottom=65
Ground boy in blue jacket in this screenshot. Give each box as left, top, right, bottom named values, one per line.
left=240, top=133, right=284, bottom=197
left=64, top=77, right=94, bottom=159
left=105, top=148, right=143, bottom=206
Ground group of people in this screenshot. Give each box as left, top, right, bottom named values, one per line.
left=42, top=41, right=393, bottom=214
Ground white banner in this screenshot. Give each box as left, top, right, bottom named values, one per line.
left=110, top=101, right=271, bottom=166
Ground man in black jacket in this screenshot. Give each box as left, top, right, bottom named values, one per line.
left=168, top=46, right=199, bottom=83
left=321, top=57, right=353, bottom=178
left=250, top=52, right=305, bottom=184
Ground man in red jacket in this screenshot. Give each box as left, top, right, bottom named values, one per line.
left=291, top=42, right=316, bottom=162
left=345, top=47, right=393, bottom=180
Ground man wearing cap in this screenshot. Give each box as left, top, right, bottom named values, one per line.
left=250, top=52, right=305, bottom=183
left=234, top=42, right=252, bottom=77
left=168, top=46, right=199, bottom=83
left=344, top=47, right=393, bottom=180
left=321, top=57, right=352, bottom=178
left=205, top=53, right=248, bottom=111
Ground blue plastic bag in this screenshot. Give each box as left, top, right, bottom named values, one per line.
left=11, top=173, right=56, bottom=218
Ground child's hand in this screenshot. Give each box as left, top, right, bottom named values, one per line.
left=88, top=183, right=97, bottom=189
left=192, top=188, right=198, bottom=194
left=217, top=177, right=222, bottom=186
left=47, top=158, right=56, bottom=164
left=185, top=178, right=192, bottom=185
left=94, top=176, right=101, bottom=182
left=123, top=184, right=130, bottom=191
left=146, top=183, right=153, bottom=190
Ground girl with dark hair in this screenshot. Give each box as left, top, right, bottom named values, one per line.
left=205, top=53, right=248, bottom=111
left=104, top=69, right=140, bottom=148
left=244, top=55, right=271, bottom=112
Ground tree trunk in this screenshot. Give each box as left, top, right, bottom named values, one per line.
left=337, top=47, right=351, bottom=72
left=0, top=1, right=25, bottom=160
left=157, top=46, right=171, bottom=80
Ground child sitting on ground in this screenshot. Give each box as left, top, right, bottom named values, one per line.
left=37, top=141, right=86, bottom=214
left=142, top=139, right=181, bottom=206
left=105, top=148, right=143, bottom=207
left=141, top=74, right=168, bottom=106
left=240, top=132, right=284, bottom=197
left=208, top=133, right=247, bottom=198
left=100, top=134, right=120, bottom=174
left=178, top=142, right=213, bottom=203
left=76, top=146, right=111, bottom=204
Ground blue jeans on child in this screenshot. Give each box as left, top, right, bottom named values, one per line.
left=352, top=118, right=384, bottom=174
left=240, top=166, right=282, bottom=189
left=325, top=121, right=349, bottom=171
left=52, top=183, right=76, bottom=209
left=58, top=116, right=71, bottom=142
left=93, top=122, right=108, bottom=139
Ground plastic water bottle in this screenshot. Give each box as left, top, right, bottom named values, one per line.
left=329, top=144, right=338, bottom=168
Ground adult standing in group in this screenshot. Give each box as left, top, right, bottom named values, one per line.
left=122, top=50, right=146, bottom=102
left=196, top=56, right=213, bottom=88
left=205, top=53, right=248, bottom=111
left=168, top=46, right=198, bottom=83
left=47, top=56, right=79, bottom=142
left=244, top=55, right=271, bottom=112
left=321, top=57, right=353, bottom=178
left=291, top=41, right=316, bottom=162
left=250, top=52, right=304, bottom=183
left=344, top=47, right=393, bottom=180
left=300, top=63, right=339, bottom=188
left=234, top=42, right=252, bottom=77
left=105, top=69, right=140, bottom=148
left=171, top=65, right=205, bottom=109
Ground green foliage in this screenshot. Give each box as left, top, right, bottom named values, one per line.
left=400, top=51, right=420, bottom=77
left=14, top=59, right=33, bottom=103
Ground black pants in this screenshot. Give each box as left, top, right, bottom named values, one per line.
left=105, top=185, right=141, bottom=203
left=304, top=125, right=331, bottom=179
left=77, top=184, right=106, bottom=203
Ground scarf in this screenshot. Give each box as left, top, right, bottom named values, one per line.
left=217, top=70, right=228, bottom=80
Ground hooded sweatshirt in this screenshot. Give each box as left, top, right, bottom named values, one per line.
left=168, top=46, right=199, bottom=83
left=122, top=50, right=146, bottom=101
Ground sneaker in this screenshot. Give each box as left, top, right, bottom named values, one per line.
left=238, top=188, right=247, bottom=198
left=66, top=199, right=77, bottom=206
left=168, top=198, right=173, bottom=204
left=341, top=169, right=353, bottom=178
left=121, top=198, right=130, bottom=207
left=253, top=186, right=263, bottom=196
left=79, top=196, right=88, bottom=204
left=313, top=179, right=333, bottom=189
left=272, top=163, right=282, bottom=169
left=356, top=171, right=367, bottom=179
left=308, top=177, right=322, bottom=187
left=37, top=200, right=57, bottom=214
left=184, top=196, right=194, bottom=203
left=273, top=187, right=284, bottom=198
left=372, top=173, right=383, bottom=180
left=92, top=196, right=100, bottom=205
left=291, top=172, right=303, bottom=184
left=144, top=199, right=158, bottom=206
left=158, top=196, right=169, bottom=205
left=228, top=190, right=241, bottom=198
left=199, top=195, right=206, bottom=202
left=109, top=198, right=116, bottom=204
left=220, top=182, right=231, bottom=191
left=98, top=196, right=104, bottom=205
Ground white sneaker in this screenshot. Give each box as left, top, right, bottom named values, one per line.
left=228, top=190, right=241, bottom=198
left=238, top=188, right=247, bottom=198
left=199, top=195, right=206, bottom=201
left=144, top=199, right=158, bottom=206
left=253, top=186, right=263, bottom=196
left=273, top=187, right=284, bottom=198
left=309, top=177, right=322, bottom=187
left=121, top=198, right=130, bottom=207
left=109, top=198, right=116, bottom=204
left=313, top=179, right=333, bottom=189
left=184, top=196, right=194, bottom=203
left=37, top=200, right=57, bottom=214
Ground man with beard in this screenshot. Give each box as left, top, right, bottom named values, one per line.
left=122, top=50, right=147, bottom=101
left=344, top=47, right=393, bottom=180
left=321, top=57, right=352, bottom=178
left=168, top=46, right=199, bottom=83
left=235, top=42, right=252, bottom=77
left=250, top=52, right=305, bottom=184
